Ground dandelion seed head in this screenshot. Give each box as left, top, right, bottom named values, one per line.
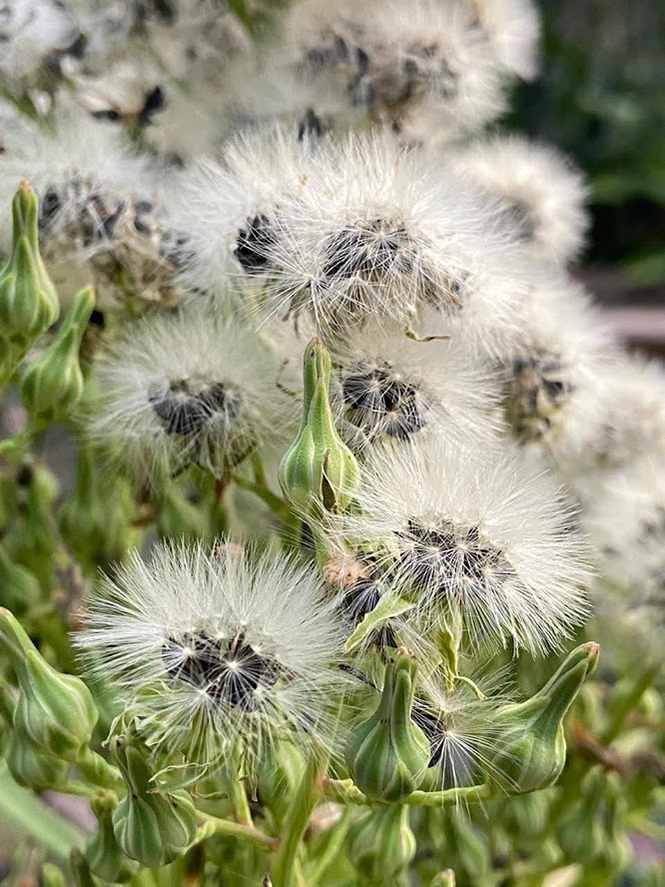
left=77, top=541, right=348, bottom=771
left=339, top=436, right=590, bottom=655
left=91, top=305, right=298, bottom=483
left=449, top=136, right=589, bottom=264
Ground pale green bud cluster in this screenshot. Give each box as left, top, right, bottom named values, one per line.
left=279, top=338, right=359, bottom=514
left=0, top=181, right=59, bottom=382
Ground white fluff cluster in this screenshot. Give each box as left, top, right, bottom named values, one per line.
left=0, top=0, right=79, bottom=82
left=92, top=305, right=298, bottom=482
left=0, top=104, right=182, bottom=304
left=333, top=437, right=590, bottom=655
left=78, top=541, right=347, bottom=770
left=449, top=135, right=589, bottom=265
left=270, top=0, right=538, bottom=142
left=185, top=131, right=531, bottom=348
left=330, top=313, right=502, bottom=450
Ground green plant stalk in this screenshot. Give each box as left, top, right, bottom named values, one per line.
left=270, top=756, right=321, bottom=887
left=324, top=778, right=494, bottom=808
left=195, top=813, right=277, bottom=850
left=76, top=747, right=124, bottom=793
left=0, top=765, right=85, bottom=858
left=308, top=809, right=352, bottom=886
left=600, top=667, right=657, bottom=744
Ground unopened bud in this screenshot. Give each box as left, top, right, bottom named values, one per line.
left=20, top=286, right=94, bottom=424
left=85, top=793, right=139, bottom=883
left=255, top=737, right=306, bottom=823
left=279, top=339, right=359, bottom=513
left=110, top=732, right=197, bottom=868
left=489, top=642, right=599, bottom=793
left=348, top=805, right=416, bottom=884
left=6, top=728, right=69, bottom=790
left=0, top=608, right=98, bottom=761
left=345, top=648, right=430, bottom=802
left=430, top=871, right=456, bottom=887
left=448, top=809, right=490, bottom=883
left=0, top=181, right=59, bottom=353
left=59, top=442, right=136, bottom=570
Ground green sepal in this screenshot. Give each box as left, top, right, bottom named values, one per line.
left=110, top=733, right=197, bottom=868
left=0, top=545, right=41, bottom=616
left=0, top=607, right=98, bottom=762
left=344, top=593, right=416, bottom=653
left=85, top=793, right=139, bottom=883
left=6, top=726, right=69, bottom=791
left=489, top=642, right=599, bottom=794
left=19, top=286, right=94, bottom=424
left=345, top=648, right=430, bottom=802
left=348, top=805, right=416, bottom=884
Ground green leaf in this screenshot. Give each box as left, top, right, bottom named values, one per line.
left=344, top=594, right=416, bottom=653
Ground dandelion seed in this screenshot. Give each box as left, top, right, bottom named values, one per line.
left=77, top=541, right=348, bottom=773
left=336, top=436, right=590, bottom=655
left=91, top=305, right=297, bottom=483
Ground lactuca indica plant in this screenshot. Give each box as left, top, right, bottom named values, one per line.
left=0, top=2, right=663, bottom=886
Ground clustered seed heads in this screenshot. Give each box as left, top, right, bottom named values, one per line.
left=0, top=0, right=662, bottom=884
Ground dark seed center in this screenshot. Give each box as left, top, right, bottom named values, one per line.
left=149, top=379, right=241, bottom=437
left=234, top=214, right=277, bottom=275
left=162, top=631, right=282, bottom=711
left=342, top=362, right=428, bottom=440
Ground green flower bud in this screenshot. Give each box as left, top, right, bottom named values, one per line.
left=0, top=607, right=98, bottom=761
left=0, top=544, right=41, bottom=615
left=279, top=339, right=359, bottom=514
left=85, top=793, right=139, bottom=883
left=489, top=642, right=598, bottom=794
left=110, top=732, right=197, bottom=868
left=6, top=726, right=69, bottom=790
left=69, top=849, right=103, bottom=887
left=0, top=181, right=59, bottom=352
left=255, top=737, right=306, bottom=823
left=348, top=805, right=416, bottom=884
left=345, top=648, right=430, bottom=802
left=59, top=443, right=137, bottom=571
left=40, top=863, right=68, bottom=887
left=448, top=810, right=491, bottom=885
left=20, top=286, right=95, bottom=424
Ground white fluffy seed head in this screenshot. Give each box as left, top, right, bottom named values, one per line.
left=274, top=0, right=514, bottom=141
left=497, top=271, right=616, bottom=449
left=340, top=436, right=591, bottom=656
left=77, top=540, right=348, bottom=773
left=583, top=456, right=665, bottom=665
left=415, top=664, right=515, bottom=791
left=449, top=135, right=589, bottom=265
left=329, top=313, right=503, bottom=451
left=256, top=131, right=531, bottom=352
left=175, top=125, right=316, bottom=298
left=90, top=305, right=299, bottom=484
left=0, top=103, right=180, bottom=305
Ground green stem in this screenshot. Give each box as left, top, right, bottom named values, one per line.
left=323, top=778, right=494, bottom=808
left=232, top=473, right=290, bottom=518
left=0, top=765, right=85, bottom=858
left=600, top=668, right=656, bottom=745
left=271, top=756, right=321, bottom=887
left=76, top=747, right=123, bottom=793
left=222, top=758, right=253, bottom=826
left=195, top=813, right=277, bottom=850
left=308, top=809, right=351, bottom=885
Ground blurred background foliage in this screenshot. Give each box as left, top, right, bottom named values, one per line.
left=509, top=0, right=665, bottom=290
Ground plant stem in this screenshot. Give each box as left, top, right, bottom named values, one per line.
left=0, top=765, right=85, bottom=858
left=195, top=813, right=277, bottom=850
left=76, top=747, right=123, bottom=793
left=270, top=756, right=321, bottom=887
left=323, top=778, right=494, bottom=808
left=308, top=808, right=351, bottom=885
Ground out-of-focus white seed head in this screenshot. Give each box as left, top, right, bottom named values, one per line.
left=91, top=305, right=298, bottom=484
left=497, top=271, right=616, bottom=450
left=468, top=0, right=540, bottom=81
left=449, top=135, right=589, bottom=265
left=584, top=455, right=665, bottom=666
left=0, top=102, right=182, bottom=305
left=0, top=0, right=79, bottom=82
left=77, top=540, right=348, bottom=774
left=340, top=436, right=591, bottom=656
